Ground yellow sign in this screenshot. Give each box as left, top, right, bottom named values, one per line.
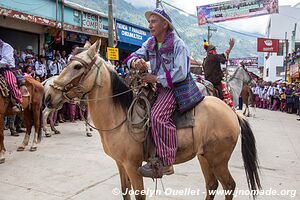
left=107, top=47, right=119, bottom=60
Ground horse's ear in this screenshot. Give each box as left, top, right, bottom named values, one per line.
left=88, top=39, right=101, bottom=57
left=84, top=41, right=91, bottom=49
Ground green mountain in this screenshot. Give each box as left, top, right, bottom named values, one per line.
left=68, top=0, right=262, bottom=63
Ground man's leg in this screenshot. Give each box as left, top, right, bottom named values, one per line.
left=214, top=83, right=224, bottom=100
left=3, top=70, right=23, bottom=112
left=137, top=88, right=177, bottom=178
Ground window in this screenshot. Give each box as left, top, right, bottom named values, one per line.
left=266, top=68, right=269, bottom=77
left=277, top=41, right=284, bottom=56
left=276, top=66, right=284, bottom=76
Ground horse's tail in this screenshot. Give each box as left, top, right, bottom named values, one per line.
left=237, top=114, right=261, bottom=193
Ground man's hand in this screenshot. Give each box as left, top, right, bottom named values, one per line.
left=141, top=74, right=157, bottom=84
left=229, top=38, right=235, bottom=49
left=132, top=59, right=148, bottom=72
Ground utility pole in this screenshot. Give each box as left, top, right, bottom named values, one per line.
left=207, top=25, right=217, bottom=43
left=284, top=32, right=289, bottom=82
left=291, top=23, right=297, bottom=52
left=156, top=0, right=161, bottom=8
left=108, top=0, right=114, bottom=47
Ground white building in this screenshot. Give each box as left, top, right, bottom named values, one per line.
left=263, top=4, right=300, bottom=82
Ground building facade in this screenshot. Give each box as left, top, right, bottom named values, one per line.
left=263, top=4, right=300, bottom=82
left=0, top=0, right=110, bottom=57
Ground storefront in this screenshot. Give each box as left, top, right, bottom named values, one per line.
left=116, top=19, right=151, bottom=62
left=0, top=0, right=111, bottom=57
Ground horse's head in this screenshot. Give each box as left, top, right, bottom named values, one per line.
left=231, top=66, right=254, bottom=85
left=45, top=40, right=102, bottom=108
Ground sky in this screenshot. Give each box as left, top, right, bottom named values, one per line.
left=125, top=0, right=300, bottom=34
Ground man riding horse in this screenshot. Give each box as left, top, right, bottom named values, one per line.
left=0, top=39, right=28, bottom=113
left=125, top=8, right=203, bottom=178
left=202, top=39, right=235, bottom=100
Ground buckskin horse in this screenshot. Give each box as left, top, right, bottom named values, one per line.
left=45, top=40, right=261, bottom=200
left=0, top=76, right=44, bottom=164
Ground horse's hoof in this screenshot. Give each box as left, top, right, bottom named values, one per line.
left=54, top=131, right=61, bottom=134
left=0, top=158, right=5, bottom=164
left=30, top=147, right=37, bottom=152
left=17, top=146, right=25, bottom=151
left=86, top=132, right=92, bottom=137
left=45, top=133, right=52, bottom=137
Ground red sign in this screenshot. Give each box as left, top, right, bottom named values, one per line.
left=257, top=38, right=279, bottom=52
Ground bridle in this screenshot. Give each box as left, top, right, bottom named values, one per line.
left=49, top=55, right=131, bottom=132
left=228, top=66, right=252, bottom=85
left=50, top=55, right=99, bottom=101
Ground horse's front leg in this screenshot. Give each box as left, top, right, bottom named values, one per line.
left=17, top=109, right=31, bottom=151
left=0, top=115, right=6, bottom=164
left=42, top=107, right=52, bottom=137
left=50, top=109, right=60, bottom=134
left=30, top=106, right=42, bottom=152
left=117, top=162, right=132, bottom=200
left=125, top=163, right=145, bottom=200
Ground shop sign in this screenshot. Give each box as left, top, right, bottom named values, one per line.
left=66, top=32, right=90, bottom=44
left=117, top=21, right=150, bottom=46
left=107, top=47, right=119, bottom=60
left=257, top=38, right=279, bottom=52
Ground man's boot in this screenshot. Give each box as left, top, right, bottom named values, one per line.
left=137, top=157, right=174, bottom=179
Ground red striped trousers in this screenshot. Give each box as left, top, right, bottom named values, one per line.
left=151, top=87, right=177, bottom=166
left=3, top=70, right=23, bottom=104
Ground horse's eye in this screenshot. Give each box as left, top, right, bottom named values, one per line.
left=74, top=65, right=82, bottom=70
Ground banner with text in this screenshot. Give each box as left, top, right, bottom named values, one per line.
left=257, top=38, right=279, bottom=52
left=228, top=57, right=259, bottom=68
left=197, top=0, right=279, bottom=25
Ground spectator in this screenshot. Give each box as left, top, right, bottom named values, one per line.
left=49, top=55, right=63, bottom=76
left=35, top=55, right=47, bottom=81
left=21, top=45, right=34, bottom=62
left=67, top=45, right=78, bottom=63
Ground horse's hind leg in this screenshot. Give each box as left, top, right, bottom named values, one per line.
left=17, top=108, right=32, bottom=151
left=117, top=162, right=132, bottom=200
left=198, top=155, right=219, bottom=200
left=212, top=162, right=236, bottom=200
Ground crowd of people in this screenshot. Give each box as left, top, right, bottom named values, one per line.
left=251, top=81, right=300, bottom=120
left=4, top=44, right=88, bottom=133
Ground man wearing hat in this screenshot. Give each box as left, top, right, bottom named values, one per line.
left=0, top=38, right=27, bottom=113
left=125, top=8, right=202, bottom=178
left=202, top=39, right=235, bottom=99
left=21, top=45, right=34, bottom=62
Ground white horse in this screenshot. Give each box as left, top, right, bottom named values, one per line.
left=227, top=66, right=254, bottom=107
left=42, top=76, right=93, bottom=137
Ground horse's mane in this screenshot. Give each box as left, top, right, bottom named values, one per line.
left=109, top=67, right=133, bottom=111
left=228, top=67, right=242, bottom=82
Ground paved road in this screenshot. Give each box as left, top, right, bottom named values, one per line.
left=0, top=109, right=299, bottom=200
